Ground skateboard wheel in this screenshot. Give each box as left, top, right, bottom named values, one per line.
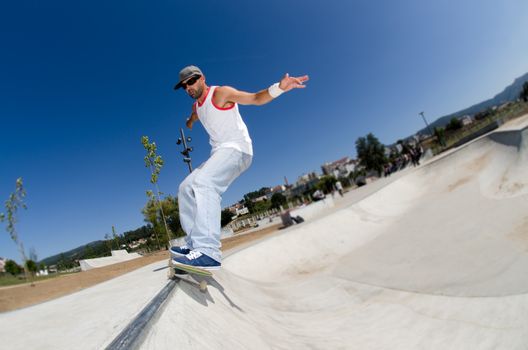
left=199, top=281, right=207, bottom=292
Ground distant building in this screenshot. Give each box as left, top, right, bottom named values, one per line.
left=223, top=203, right=249, bottom=220
left=384, top=147, right=392, bottom=158
left=226, top=202, right=244, bottom=213
left=321, top=157, right=357, bottom=178
left=285, top=172, right=320, bottom=198
left=37, top=269, right=49, bottom=277
left=297, top=172, right=318, bottom=186
left=253, top=195, right=268, bottom=203
left=270, top=185, right=286, bottom=194
left=0, top=258, right=5, bottom=273
left=236, top=207, right=249, bottom=216
left=128, top=238, right=147, bottom=249
left=460, top=115, right=474, bottom=126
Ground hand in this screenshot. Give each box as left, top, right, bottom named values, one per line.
left=186, top=116, right=194, bottom=130
left=278, top=73, right=309, bottom=92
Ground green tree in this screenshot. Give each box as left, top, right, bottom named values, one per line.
left=83, top=244, right=96, bottom=259
left=122, top=226, right=153, bottom=243
left=338, top=176, right=352, bottom=188
left=25, top=260, right=37, bottom=276
left=243, top=195, right=256, bottom=214
left=142, top=195, right=183, bottom=248
left=446, top=117, right=463, bottom=131
left=388, top=146, right=401, bottom=163
left=161, top=197, right=183, bottom=238
left=5, top=259, right=22, bottom=276
left=355, top=133, right=387, bottom=176
left=242, top=188, right=272, bottom=214
left=270, top=193, right=287, bottom=210
left=221, top=208, right=233, bottom=227
left=348, top=167, right=367, bottom=185
left=0, top=178, right=30, bottom=282
left=57, top=253, right=73, bottom=271
left=349, top=168, right=366, bottom=182
left=142, top=136, right=171, bottom=249
left=520, top=82, right=528, bottom=102
left=316, top=175, right=337, bottom=193
left=434, top=127, right=447, bottom=147
left=253, top=200, right=271, bottom=213
left=243, top=187, right=270, bottom=201
left=474, top=109, right=492, bottom=121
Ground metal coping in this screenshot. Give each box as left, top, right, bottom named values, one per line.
left=105, top=279, right=176, bottom=350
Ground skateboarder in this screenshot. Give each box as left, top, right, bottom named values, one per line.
left=171, top=65, right=309, bottom=270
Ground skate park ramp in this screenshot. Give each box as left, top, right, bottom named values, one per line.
left=1, top=116, right=528, bottom=350
left=143, top=117, right=528, bottom=349
left=79, top=250, right=141, bottom=271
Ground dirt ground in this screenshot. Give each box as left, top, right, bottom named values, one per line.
left=0, top=224, right=281, bottom=312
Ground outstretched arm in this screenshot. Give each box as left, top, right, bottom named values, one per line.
left=215, top=73, right=309, bottom=107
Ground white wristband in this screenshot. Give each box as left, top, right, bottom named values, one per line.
left=268, top=82, right=284, bottom=98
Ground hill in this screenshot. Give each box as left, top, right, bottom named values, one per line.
left=417, top=72, right=528, bottom=135
left=40, top=225, right=154, bottom=266
left=40, top=241, right=104, bottom=266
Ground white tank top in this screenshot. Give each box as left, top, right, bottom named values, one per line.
left=195, top=86, right=253, bottom=155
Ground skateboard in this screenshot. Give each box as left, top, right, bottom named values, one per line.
left=167, top=258, right=212, bottom=292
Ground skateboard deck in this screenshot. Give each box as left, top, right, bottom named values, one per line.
left=167, top=258, right=212, bottom=292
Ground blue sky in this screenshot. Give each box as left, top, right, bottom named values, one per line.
left=1, top=0, right=527, bottom=262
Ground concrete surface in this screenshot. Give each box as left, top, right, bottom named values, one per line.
left=142, top=115, right=528, bottom=349
left=79, top=250, right=142, bottom=271
left=0, top=259, right=169, bottom=349
left=1, top=115, right=528, bottom=349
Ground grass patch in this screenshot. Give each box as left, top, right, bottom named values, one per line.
left=0, top=273, right=63, bottom=287
left=0, top=274, right=25, bottom=287
left=430, top=102, right=528, bottom=155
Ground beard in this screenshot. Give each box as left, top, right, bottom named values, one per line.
left=188, top=85, right=204, bottom=100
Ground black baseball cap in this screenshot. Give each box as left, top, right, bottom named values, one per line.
left=174, top=65, right=203, bottom=90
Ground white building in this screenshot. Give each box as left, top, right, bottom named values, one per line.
left=254, top=195, right=268, bottom=202
left=321, top=157, right=357, bottom=178
left=36, top=269, right=49, bottom=277
left=0, top=258, right=5, bottom=273
left=460, top=115, right=474, bottom=126
left=270, top=185, right=286, bottom=193
left=236, top=207, right=249, bottom=216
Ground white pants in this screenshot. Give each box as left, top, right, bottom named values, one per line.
left=178, top=148, right=252, bottom=262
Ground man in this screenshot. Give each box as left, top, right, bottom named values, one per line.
left=171, top=65, right=309, bottom=270
left=335, top=180, right=344, bottom=197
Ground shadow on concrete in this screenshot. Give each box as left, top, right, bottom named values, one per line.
left=174, top=275, right=245, bottom=312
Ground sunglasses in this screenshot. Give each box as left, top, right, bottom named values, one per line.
left=181, top=75, right=201, bottom=89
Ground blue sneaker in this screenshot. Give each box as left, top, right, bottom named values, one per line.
left=172, top=251, right=221, bottom=271
left=170, top=245, right=191, bottom=257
